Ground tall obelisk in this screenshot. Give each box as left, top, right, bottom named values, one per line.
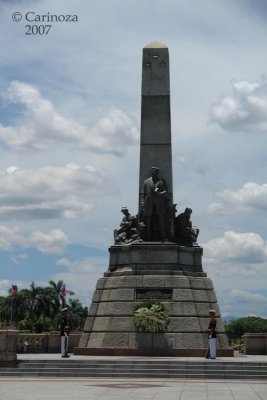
left=139, top=41, right=173, bottom=212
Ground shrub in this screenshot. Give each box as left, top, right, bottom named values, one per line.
left=133, top=300, right=170, bottom=333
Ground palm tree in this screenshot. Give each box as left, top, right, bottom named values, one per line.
left=68, top=298, right=88, bottom=330
left=19, top=282, right=44, bottom=332
left=48, top=280, right=75, bottom=329
left=36, top=286, right=56, bottom=332
left=48, top=280, right=74, bottom=309
left=0, top=295, right=12, bottom=325
left=48, top=280, right=63, bottom=309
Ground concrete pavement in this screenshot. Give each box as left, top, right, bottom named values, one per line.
left=0, top=376, right=266, bottom=400
left=16, top=352, right=267, bottom=362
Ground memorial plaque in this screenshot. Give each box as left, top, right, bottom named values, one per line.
left=136, top=288, right=173, bottom=300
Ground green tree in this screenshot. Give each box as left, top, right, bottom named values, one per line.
left=36, top=286, right=57, bottom=332
left=225, top=316, right=267, bottom=343
left=0, top=292, right=25, bottom=326
left=48, top=280, right=64, bottom=311
left=19, top=282, right=45, bottom=332
left=48, top=280, right=74, bottom=309
left=0, top=280, right=86, bottom=332
left=0, top=295, right=11, bottom=325
left=67, top=298, right=88, bottom=330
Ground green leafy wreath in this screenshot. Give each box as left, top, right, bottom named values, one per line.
left=133, top=300, right=170, bottom=334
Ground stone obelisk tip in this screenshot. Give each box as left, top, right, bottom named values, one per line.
left=144, top=40, right=168, bottom=49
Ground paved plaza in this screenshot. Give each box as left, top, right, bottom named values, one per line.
left=0, top=376, right=266, bottom=400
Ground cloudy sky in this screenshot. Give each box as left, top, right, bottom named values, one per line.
left=0, top=0, right=267, bottom=318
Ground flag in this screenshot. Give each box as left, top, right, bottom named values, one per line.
left=59, top=284, right=66, bottom=297
left=11, top=285, right=18, bottom=296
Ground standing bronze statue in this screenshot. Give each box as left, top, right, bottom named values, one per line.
left=140, top=167, right=170, bottom=242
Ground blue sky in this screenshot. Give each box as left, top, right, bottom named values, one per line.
left=0, top=0, right=267, bottom=318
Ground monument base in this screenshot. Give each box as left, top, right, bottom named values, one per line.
left=107, top=242, right=205, bottom=276
left=77, top=275, right=232, bottom=355
left=77, top=244, right=233, bottom=356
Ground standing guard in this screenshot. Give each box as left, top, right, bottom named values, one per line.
left=59, top=307, right=70, bottom=358
left=206, top=309, right=217, bottom=359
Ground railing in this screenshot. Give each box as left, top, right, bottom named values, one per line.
left=17, top=332, right=81, bottom=353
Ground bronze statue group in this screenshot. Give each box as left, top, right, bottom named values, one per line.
left=114, top=166, right=199, bottom=246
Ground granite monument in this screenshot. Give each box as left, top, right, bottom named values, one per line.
left=76, top=41, right=233, bottom=356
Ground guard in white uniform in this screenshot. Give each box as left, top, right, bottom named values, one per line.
left=59, top=307, right=70, bottom=358
left=207, top=309, right=217, bottom=359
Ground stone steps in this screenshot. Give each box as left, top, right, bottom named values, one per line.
left=1, top=360, right=267, bottom=379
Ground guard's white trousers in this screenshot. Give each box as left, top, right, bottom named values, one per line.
left=61, top=335, right=69, bottom=356
left=209, top=338, right=216, bottom=359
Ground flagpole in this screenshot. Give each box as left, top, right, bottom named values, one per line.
left=60, top=284, right=67, bottom=309
left=10, top=295, right=13, bottom=326
left=10, top=285, right=18, bottom=326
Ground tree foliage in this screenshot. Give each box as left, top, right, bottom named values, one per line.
left=225, top=316, right=267, bottom=342
left=0, top=280, right=88, bottom=333
left=133, top=300, right=170, bottom=334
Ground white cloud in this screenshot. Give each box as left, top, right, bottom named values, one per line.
left=0, top=226, right=23, bottom=251
left=0, top=163, right=113, bottom=220
left=174, top=152, right=210, bottom=174
left=11, top=253, right=28, bottom=265
left=56, top=257, right=97, bottom=274
left=29, top=229, right=68, bottom=254
left=208, top=263, right=267, bottom=279
left=0, top=81, right=138, bottom=154
left=53, top=256, right=107, bottom=306
left=218, top=288, right=267, bottom=318
left=228, top=289, right=267, bottom=304
left=0, top=197, right=92, bottom=221
left=208, top=182, right=267, bottom=215
left=210, top=76, right=267, bottom=133
left=0, top=226, right=68, bottom=254
left=56, top=257, right=72, bottom=267
left=204, top=231, right=267, bottom=263
left=0, top=279, right=11, bottom=296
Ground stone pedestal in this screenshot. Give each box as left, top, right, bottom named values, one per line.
left=76, top=244, right=233, bottom=356
left=244, top=333, right=267, bottom=355
left=108, top=242, right=204, bottom=276
left=0, top=329, right=18, bottom=366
